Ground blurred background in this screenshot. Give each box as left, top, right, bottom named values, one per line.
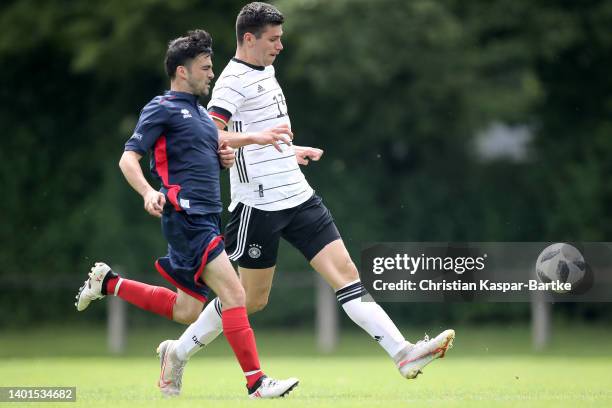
left=1, top=0, right=611, bottom=356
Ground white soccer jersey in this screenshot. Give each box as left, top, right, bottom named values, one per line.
left=208, top=58, right=313, bottom=211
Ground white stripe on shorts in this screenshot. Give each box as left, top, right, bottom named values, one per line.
left=228, top=205, right=252, bottom=261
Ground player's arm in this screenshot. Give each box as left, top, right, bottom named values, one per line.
left=218, top=141, right=235, bottom=169
left=208, top=91, right=319, bottom=159
left=213, top=118, right=293, bottom=152
left=208, top=105, right=293, bottom=151
left=119, top=151, right=166, bottom=217
left=213, top=117, right=323, bottom=163
left=119, top=151, right=165, bottom=218
left=122, top=101, right=169, bottom=217
left=294, top=145, right=324, bottom=165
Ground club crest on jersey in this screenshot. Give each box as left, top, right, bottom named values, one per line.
left=181, top=108, right=192, bottom=119
left=248, top=244, right=262, bottom=259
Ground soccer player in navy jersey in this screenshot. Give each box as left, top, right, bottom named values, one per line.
left=75, top=29, right=298, bottom=399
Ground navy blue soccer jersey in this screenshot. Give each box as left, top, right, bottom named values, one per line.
left=125, top=91, right=222, bottom=215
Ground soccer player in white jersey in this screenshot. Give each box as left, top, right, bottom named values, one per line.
left=160, top=2, right=455, bottom=393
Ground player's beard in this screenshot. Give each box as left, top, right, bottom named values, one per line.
left=186, top=76, right=208, bottom=97
left=197, top=80, right=210, bottom=96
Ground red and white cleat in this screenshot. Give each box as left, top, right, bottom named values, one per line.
left=248, top=375, right=299, bottom=399
left=157, top=340, right=186, bottom=397
left=394, top=329, right=455, bottom=379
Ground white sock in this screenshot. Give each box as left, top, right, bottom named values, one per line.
left=174, top=297, right=223, bottom=361
left=336, top=280, right=407, bottom=357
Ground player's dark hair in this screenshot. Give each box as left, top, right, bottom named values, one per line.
left=165, top=29, right=213, bottom=79
left=236, top=2, right=284, bottom=45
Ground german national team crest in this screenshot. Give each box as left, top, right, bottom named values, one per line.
left=248, top=244, right=262, bottom=259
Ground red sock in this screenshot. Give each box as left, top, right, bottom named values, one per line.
left=222, top=306, right=264, bottom=388
left=106, top=277, right=176, bottom=320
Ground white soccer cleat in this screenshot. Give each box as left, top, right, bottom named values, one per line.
left=248, top=376, right=299, bottom=399
left=394, top=329, right=455, bottom=379
left=74, top=262, right=113, bottom=311
left=157, top=340, right=186, bottom=397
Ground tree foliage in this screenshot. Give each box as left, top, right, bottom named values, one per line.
left=1, top=0, right=611, bottom=325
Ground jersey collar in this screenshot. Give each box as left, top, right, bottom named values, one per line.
left=232, top=57, right=265, bottom=71
left=165, top=90, right=200, bottom=105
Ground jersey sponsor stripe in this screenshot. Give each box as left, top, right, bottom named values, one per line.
left=245, top=114, right=287, bottom=126
left=244, top=87, right=282, bottom=101
left=215, top=97, right=239, bottom=108
left=252, top=181, right=302, bottom=193
left=244, top=76, right=274, bottom=88
left=222, top=68, right=255, bottom=79
left=254, top=188, right=309, bottom=207
left=246, top=144, right=274, bottom=152
left=251, top=167, right=300, bottom=179
left=246, top=142, right=291, bottom=152
left=241, top=101, right=280, bottom=113
left=249, top=154, right=295, bottom=166
left=214, top=86, right=246, bottom=97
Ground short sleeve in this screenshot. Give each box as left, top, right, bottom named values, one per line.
left=125, top=101, right=169, bottom=154
left=207, top=77, right=246, bottom=126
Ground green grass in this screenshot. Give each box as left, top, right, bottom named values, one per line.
left=1, top=324, right=612, bottom=407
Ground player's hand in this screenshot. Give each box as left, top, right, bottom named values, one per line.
left=295, top=146, right=324, bottom=166
left=143, top=190, right=165, bottom=218
left=218, top=142, right=235, bottom=168
left=250, top=124, right=293, bottom=152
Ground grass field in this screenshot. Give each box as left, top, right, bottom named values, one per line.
left=2, top=324, right=612, bottom=407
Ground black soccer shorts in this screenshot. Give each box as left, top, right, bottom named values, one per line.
left=224, top=193, right=341, bottom=269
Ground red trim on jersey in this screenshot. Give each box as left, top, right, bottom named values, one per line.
left=153, top=135, right=182, bottom=211
left=209, top=110, right=229, bottom=125
left=193, top=235, right=224, bottom=287
left=154, top=260, right=207, bottom=303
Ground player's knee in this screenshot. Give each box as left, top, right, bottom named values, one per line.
left=246, top=296, right=269, bottom=314
left=217, top=285, right=246, bottom=310
left=173, top=305, right=200, bottom=324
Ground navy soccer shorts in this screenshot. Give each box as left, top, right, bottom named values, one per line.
left=155, top=209, right=225, bottom=302
left=224, top=193, right=341, bottom=269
